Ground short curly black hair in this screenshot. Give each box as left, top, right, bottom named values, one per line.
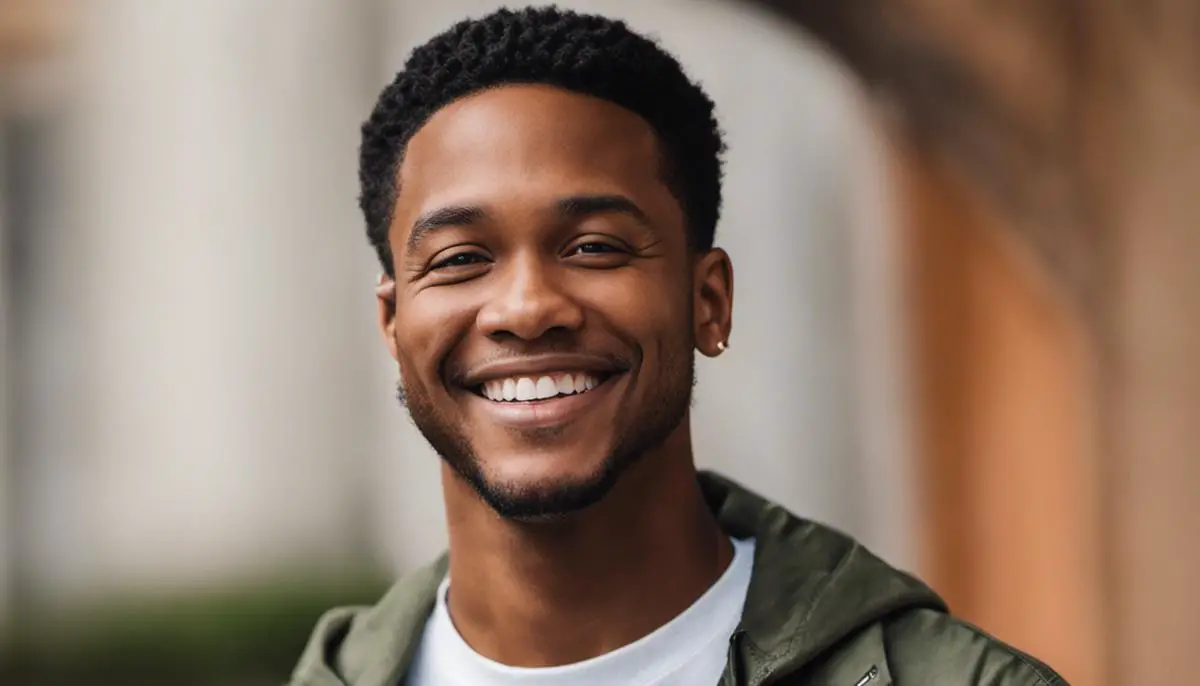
left=360, top=5, right=726, bottom=274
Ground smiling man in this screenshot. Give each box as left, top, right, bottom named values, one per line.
left=289, top=6, right=1066, bottom=686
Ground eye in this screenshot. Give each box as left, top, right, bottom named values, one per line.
left=563, top=240, right=633, bottom=269
left=568, top=242, right=623, bottom=256
left=431, top=252, right=488, bottom=271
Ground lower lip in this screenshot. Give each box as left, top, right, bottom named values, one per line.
left=468, top=377, right=619, bottom=429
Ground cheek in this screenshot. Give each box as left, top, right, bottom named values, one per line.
left=576, top=269, right=691, bottom=337
left=395, top=293, right=477, bottom=381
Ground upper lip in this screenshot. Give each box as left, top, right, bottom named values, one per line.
left=458, top=353, right=627, bottom=388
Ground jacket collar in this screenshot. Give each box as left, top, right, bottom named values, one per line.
left=301, top=471, right=945, bottom=686
left=700, top=471, right=944, bottom=684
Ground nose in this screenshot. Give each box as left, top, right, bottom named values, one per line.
left=476, top=254, right=584, bottom=341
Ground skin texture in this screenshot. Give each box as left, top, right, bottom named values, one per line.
left=376, top=84, right=736, bottom=666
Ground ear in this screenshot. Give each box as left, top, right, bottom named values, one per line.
left=692, top=248, right=733, bottom=357
left=376, top=273, right=399, bottom=362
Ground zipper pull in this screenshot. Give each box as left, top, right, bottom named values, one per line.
left=853, top=665, right=880, bottom=686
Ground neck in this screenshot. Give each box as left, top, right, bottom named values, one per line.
left=440, top=431, right=733, bottom=667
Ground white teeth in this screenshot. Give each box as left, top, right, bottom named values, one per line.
left=515, top=377, right=537, bottom=401
left=555, top=375, right=575, bottom=394
left=480, top=372, right=602, bottom=402
left=535, top=376, right=557, bottom=399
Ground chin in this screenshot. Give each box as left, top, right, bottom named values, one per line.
left=467, top=452, right=625, bottom=521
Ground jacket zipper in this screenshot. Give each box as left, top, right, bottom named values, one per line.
left=721, top=630, right=745, bottom=684
left=853, top=665, right=880, bottom=686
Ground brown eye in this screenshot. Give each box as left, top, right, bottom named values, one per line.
left=569, top=242, right=622, bottom=256
left=431, top=252, right=487, bottom=270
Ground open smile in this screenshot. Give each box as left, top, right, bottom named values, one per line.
left=475, top=371, right=613, bottom=403
left=456, top=353, right=629, bottom=429
left=465, top=370, right=622, bottom=429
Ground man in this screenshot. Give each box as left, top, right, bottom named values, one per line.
left=290, top=6, right=1066, bottom=685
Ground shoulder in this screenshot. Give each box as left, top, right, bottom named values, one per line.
left=882, top=608, right=1069, bottom=685
left=288, top=556, right=448, bottom=686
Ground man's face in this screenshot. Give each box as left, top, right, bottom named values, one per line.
left=379, top=85, right=732, bottom=519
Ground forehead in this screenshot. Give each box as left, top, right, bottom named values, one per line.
left=394, top=85, right=673, bottom=233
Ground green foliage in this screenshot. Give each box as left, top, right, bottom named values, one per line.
left=0, top=576, right=391, bottom=685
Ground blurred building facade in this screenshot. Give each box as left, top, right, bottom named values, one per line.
left=745, top=3, right=1200, bottom=684
left=7, top=0, right=386, bottom=608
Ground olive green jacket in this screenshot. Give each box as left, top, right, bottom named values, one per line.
left=288, top=472, right=1067, bottom=685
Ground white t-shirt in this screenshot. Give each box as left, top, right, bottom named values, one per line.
left=405, top=537, right=756, bottom=686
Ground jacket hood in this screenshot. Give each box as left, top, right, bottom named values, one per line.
left=290, top=554, right=447, bottom=686
left=290, top=471, right=946, bottom=685
left=698, top=472, right=946, bottom=682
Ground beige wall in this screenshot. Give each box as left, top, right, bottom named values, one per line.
left=15, top=0, right=385, bottom=602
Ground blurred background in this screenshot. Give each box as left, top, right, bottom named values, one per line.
left=0, top=1, right=1195, bottom=684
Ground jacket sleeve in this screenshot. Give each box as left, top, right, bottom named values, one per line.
left=883, top=608, right=1069, bottom=685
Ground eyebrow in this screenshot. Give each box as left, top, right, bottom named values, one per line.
left=555, top=194, right=649, bottom=225
left=406, top=205, right=486, bottom=253
left=405, top=194, right=651, bottom=253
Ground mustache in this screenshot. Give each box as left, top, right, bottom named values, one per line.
left=443, top=348, right=635, bottom=388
